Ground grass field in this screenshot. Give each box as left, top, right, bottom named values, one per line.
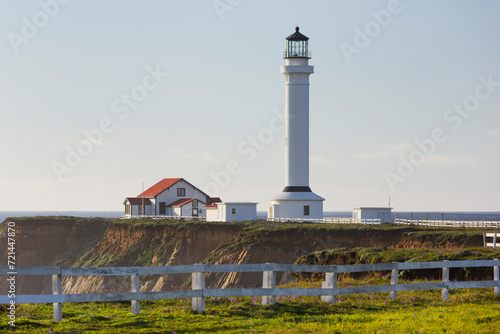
left=2, top=278, right=500, bottom=334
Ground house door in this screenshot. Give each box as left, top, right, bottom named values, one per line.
left=159, top=202, right=166, bottom=215
left=193, top=208, right=199, bottom=217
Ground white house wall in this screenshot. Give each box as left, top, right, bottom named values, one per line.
left=225, top=204, right=257, bottom=222
left=270, top=200, right=323, bottom=220
left=206, top=208, right=219, bottom=222
left=130, top=204, right=153, bottom=216
left=173, top=207, right=182, bottom=216
left=353, top=208, right=392, bottom=221
left=206, top=203, right=257, bottom=222
left=154, top=179, right=208, bottom=215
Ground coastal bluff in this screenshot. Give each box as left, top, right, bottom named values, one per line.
left=0, top=217, right=483, bottom=295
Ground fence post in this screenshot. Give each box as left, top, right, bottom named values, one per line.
left=494, top=233, right=498, bottom=249
left=262, top=266, right=276, bottom=305
left=52, top=272, right=62, bottom=322
left=321, top=268, right=337, bottom=304
left=131, top=273, right=140, bottom=314
left=494, top=259, right=499, bottom=295
left=442, top=260, right=449, bottom=300
left=192, top=271, right=205, bottom=313
left=390, top=263, right=398, bottom=301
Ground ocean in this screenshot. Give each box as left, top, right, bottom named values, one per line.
left=1, top=211, right=500, bottom=223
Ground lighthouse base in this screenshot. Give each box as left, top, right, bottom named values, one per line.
left=268, top=191, right=324, bottom=220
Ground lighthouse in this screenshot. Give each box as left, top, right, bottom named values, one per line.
left=268, top=27, right=324, bottom=220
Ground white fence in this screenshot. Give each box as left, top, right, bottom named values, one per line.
left=121, top=216, right=500, bottom=228
left=2, top=260, right=500, bottom=322
left=395, top=218, right=500, bottom=228
left=267, top=218, right=381, bottom=224
left=123, top=216, right=381, bottom=224
left=484, top=233, right=500, bottom=248
left=122, top=214, right=204, bottom=220
left=323, top=218, right=381, bottom=225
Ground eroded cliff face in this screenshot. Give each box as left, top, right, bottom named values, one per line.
left=66, top=222, right=245, bottom=294
left=0, top=217, right=109, bottom=294
left=0, top=218, right=483, bottom=295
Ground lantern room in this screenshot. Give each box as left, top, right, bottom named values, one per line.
left=283, top=26, right=311, bottom=59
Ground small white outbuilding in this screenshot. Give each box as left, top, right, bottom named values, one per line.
left=352, top=207, right=393, bottom=223
left=205, top=202, right=258, bottom=222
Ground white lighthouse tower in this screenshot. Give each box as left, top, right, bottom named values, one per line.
left=268, top=27, right=324, bottom=220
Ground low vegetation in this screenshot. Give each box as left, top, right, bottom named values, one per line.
left=294, top=247, right=500, bottom=282
left=3, top=217, right=498, bottom=332
left=297, top=247, right=500, bottom=266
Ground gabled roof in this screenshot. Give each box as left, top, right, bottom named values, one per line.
left=124, top=197, right=152, bottom=205
left=207, top=197, right=222, bottom=205
left=137, top=178, right=182, bottom=197
left=137, top=178, right=210, bottom=199
left=203, top=204, right=218, bottom=209
left=167, top=198, right=201, bottom=207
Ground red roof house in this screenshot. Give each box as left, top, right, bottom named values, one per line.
left=124, top=178, right=214, bottom=218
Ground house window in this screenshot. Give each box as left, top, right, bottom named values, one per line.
left=304, top=205, right=310, bottom=216
left=177, top=188, right=185, bottom=196
left=139, top=205, right=144, bottom=215
left=232, top=208, right=236, bottom=214
left=192, top=199, right=198, bottom=207
left=125, top=204, right=131, bottom=215
left=159, top=202, right=166, bottom=215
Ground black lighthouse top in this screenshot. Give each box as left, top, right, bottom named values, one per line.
left=284, top=27, right=311, bottom=59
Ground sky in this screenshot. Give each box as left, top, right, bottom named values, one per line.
left=1, top=0, right=499, bottom=212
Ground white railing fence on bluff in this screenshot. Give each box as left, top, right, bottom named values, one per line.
left=120, top=215, right=500, bottom=228
left=395, top=218, right=500, bottom=228
left=2, top=260, right=500, bottom=322
left=269, top=218, right=382, bottom=224
left=122, top=216, right=382, bottom=224
left=122, top=214, right=205, bottom=220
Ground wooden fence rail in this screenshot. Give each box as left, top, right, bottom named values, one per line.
left=1, top=261, right=500, bottom=321
left=484, top=232, right=500, bottom=248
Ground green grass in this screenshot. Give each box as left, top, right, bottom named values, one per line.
left=297, top=247, right=500, bottom=265
left=2, top=279, right=500, bottom=333
left=4, top=215, right=488, bottom=232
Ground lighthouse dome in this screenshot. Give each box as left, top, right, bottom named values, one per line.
left=284, top=27, right=311, bottom=59
left=286, top=26, right=309, bottom=41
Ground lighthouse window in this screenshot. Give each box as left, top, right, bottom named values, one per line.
left=232, top=208, right=236, bottom=214
left=304, top=205, right=310, bottom=216
left=287, top=40, right=308, bottom=58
